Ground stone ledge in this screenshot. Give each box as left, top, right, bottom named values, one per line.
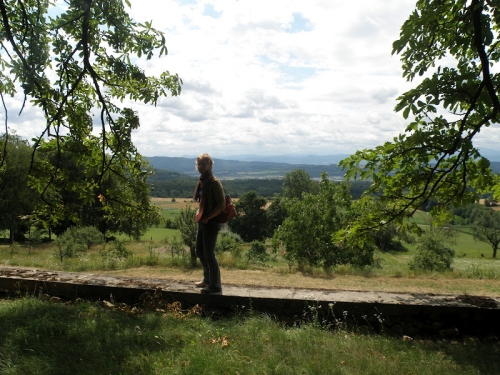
left=1, top=267, right=499, bottom=337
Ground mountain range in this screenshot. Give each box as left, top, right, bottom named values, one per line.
left=178, top=149, right=500, bottom=165
left=146, top=156, right=346, bottom=180
left=146, top=155, right=500, bottom=180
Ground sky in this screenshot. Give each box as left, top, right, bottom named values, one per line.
left=5, top=0, right=500, bottom=160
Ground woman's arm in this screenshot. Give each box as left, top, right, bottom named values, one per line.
left=202, top=179, right=226, bottom=222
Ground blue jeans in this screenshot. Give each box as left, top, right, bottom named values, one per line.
left=195, top=221, right=221, bottom=290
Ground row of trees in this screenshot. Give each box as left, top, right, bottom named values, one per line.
left=172, top=170, right=395, bottom=269
left=4, top=131, right=499, bottom=267
left=0, top=134, right=160, bottom=242
left=149, top=172, right=371, bottom=199
left=0, top=133, right=368, bottom=246
left=173, top=167, right=500, bottom=271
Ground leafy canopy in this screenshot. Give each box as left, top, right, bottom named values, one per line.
left=273, top=173, right=375, bottom=268
left=0, top=0, right=181, bottom=226
left=0, top=134, right=39, bottom=240
left=340, top=0, right=500, bottom=233
left=229, top=191, right=269, bottom=242
left=282, top=169, right=317, bottom=199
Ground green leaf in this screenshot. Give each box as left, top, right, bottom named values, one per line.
left=402, top=106, right=411, bottom=119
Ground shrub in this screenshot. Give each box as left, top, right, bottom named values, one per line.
left=246, top=241, right=269, bottom=263
left=175, top=206, right=197, bottom=267
left=27, top=228, right=42, bottom=251
left=101, top=240, right=132, bottom=260
left=54, top=226, right=104, bottom=262
left=165, top=235, right=186, bottom=260
left=54, top=229, right=87, bottom=262
left=216, top=232, right=243, bottom=259
left=220, top=229, right=243, bottom=243
left=408, top=233, right=455, bottom=272
left=273, top=174, right=375, bottom=269
left=165, top=219, right=177, bottom=229
left=371, top=223, right=407, bottom=252
left=75, top=226, right=105, bottom=249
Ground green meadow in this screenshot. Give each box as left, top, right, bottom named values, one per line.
left=2, top=201, right=500, bottom=375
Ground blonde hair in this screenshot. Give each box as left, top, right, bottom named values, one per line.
left=196, top=153, right=214, bottom=168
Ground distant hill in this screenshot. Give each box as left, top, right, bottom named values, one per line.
left=179, top=151, right=500, bottom=165
left=150, top=169, right=194, bottom=181
left=146, top=157, right=500, bottom=181
left=219, top=154, right=352, bottom=165
left=492, top=162, right=500, bottom=174
left=146, top=156, right=345, bottom=180
left=145, top=156, right=500, bottom=199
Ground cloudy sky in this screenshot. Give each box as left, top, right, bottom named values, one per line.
left=6, top=0, right=500, bottom=160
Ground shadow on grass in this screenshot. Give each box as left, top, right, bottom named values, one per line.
left=421, top=338, right=500, bottom=375
left=2, top=296, right=500, bottom=375
left=0, top=297, right=181, bottom=375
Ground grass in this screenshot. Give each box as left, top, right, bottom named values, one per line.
left=1, top=296, right=499, bottom=375
left=2, top=205, right=500, bottom=296
left=152, top=198, right=197, bottom=223
left=2, top=207, right=500, bottom=374
left=137, top=227, right=179, bottom=242
left=2, top=237, right=500, bottom=297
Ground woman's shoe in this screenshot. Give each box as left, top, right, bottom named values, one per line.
left=201, top=286, right=222, bottom=294
left=195, top=281, right=209, bottom=288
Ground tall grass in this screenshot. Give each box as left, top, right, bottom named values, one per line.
left=0, top=235, right=191, bottom=273
left=1, top=296, right=498, bottom=375
left=2, top=215, right=500, bottom=297
left=2, top=226, right=500, bottom=279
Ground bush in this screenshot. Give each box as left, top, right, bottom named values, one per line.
left=27, top=228, right=42, bottom=249
left=371, top=223, right=407, bottom=252
left=246, top=241, right=269, bottom=263
left=165, top=219, right=177, bottom=229
left=165, top=235, right=186, bottom=260
left=54, top=226, right=104, bottom=262
left=273, top=174, right=375, bottom=269
left=101, top=240, right=132, bottom=260
left=54, top=229, right=86, bottom=262
left=216, top=232, right=242, bottom=258
left=408, top=234, right=455, bottom=272
left=74, top=226, right=105, bottom=249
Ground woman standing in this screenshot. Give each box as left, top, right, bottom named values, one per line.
left=193, top=153, right=226, bottom=294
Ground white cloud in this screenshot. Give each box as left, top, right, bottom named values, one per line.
left=5, top=0, right=498, bottom=160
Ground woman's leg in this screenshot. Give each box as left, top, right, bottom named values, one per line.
left=195, top=224, right=210, bottom=284
left=200, top=222, right=221, bottom=290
